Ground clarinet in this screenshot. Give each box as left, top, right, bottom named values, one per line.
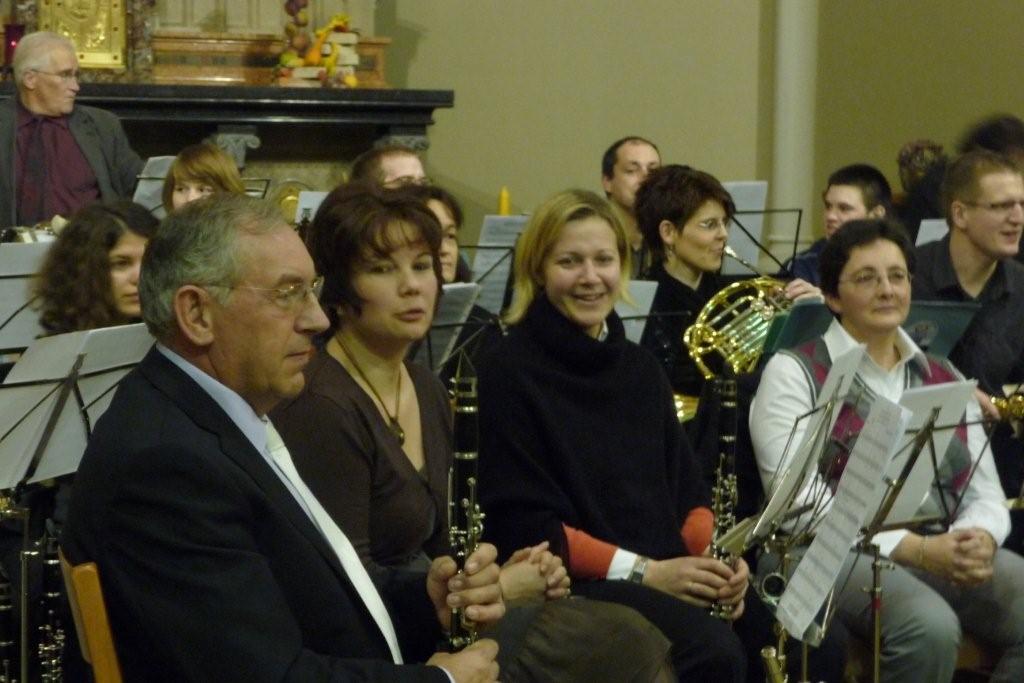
left=0, top=569, right=13, bottom=683
left=447, top=357, right=484, bottom=651
left=36, top=532, right=63, bottom=683
left=709, top=376, right=739, bottom=619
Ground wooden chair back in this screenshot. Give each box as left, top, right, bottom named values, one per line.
left=58, top=547, right=122, bottom=683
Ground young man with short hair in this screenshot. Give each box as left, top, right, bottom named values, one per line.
left=787, top=163, right=892, bottom=285
left=913, top=149, right=1024, bottom=552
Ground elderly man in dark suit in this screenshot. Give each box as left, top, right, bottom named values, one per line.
left=0, top=31, right=143, bottom=227
left=61, top=194, right=502, bottom=682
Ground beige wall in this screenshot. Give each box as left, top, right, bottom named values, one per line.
left=815, top=0, right=1024, bottom=237
left=376, top=0, right=772, bottom=242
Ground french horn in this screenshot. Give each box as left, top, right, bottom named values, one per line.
left=683, top=247, right=790, bottom=379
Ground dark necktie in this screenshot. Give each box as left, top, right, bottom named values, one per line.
left=19, top=117, right=47, bottom=225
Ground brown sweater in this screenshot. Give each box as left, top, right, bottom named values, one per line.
left=271, top=351, right=453, bottom=567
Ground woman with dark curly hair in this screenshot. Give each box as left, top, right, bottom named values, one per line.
left=33, top=201, right=159, bottom=335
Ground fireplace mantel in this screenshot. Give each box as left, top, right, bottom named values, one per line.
left=0, top=82, right=455, bottom=164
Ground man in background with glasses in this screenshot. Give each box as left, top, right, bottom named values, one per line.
left=0, top=31, right=142, bottom=227
left=913, top=149, right=1024, bottom=554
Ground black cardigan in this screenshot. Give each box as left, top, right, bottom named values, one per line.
left=477, top=295, right=708, bottom=566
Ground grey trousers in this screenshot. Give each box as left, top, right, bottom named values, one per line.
left=833, top=547, right=1024, bottom=683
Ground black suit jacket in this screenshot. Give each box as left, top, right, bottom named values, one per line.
left=62, top=349, right=447, bottom=682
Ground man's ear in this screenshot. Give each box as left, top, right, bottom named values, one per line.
left=600, top=174, right=613, bottom=195
left=824, top=291, right=842, bottom=316
left=868, top=204, right=886, bottom=219
left=949, top=200, right=969, bottom=232
left=21, top=71, right=38, bottom=92
left=173, top=285, right=216, bottom=347
left=658, top=219, right=677, bottom=246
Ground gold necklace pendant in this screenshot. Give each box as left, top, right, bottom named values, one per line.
left=388, top=418, right=406, bottom=445
left=334, top=336, right=404, bottom=444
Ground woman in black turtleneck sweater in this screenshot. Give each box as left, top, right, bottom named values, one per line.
left=477, top=189, right=749, bottom=682
left=477, top=189, right=847, bottom=683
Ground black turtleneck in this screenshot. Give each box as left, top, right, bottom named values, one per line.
left=477, top=294, right=708, bottom=564
left=639, top=261, right=722, bottom=396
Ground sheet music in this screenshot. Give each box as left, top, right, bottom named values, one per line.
left=0, top=324, right=154, bottom=487
left=472, top=215, right=528, bottom=315
left=777, top=397, right=911, bottom=639
left=880, top=381, right=975, bottom=525
left=410, top=283, right=480, bottom=372
left=0, top=242, right=48, bottom=351
left=750, top=345, right=867, bottom=543
left=615, top=281, right=658, bottom=343
left=133, top=156, right=176, bottom=216
left=916, top=219, right=947, bottom=246
left=722, top=181, right=768, bottom=276
left=295, top=191, right=329, bottom=223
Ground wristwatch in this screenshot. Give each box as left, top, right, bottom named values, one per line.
left=627, top=555, right=649, bottom=584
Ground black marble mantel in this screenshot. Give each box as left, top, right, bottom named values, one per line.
left=0, top=82, right=455, bottom=163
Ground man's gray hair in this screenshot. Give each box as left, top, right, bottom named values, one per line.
left=140, top=194, right=286, bottom=340
left=12, top=31, right=75, bottom=85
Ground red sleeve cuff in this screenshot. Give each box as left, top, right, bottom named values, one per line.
left=562, top=523, right=617, bottom=579
left=682, top=506, right=714, bottom=556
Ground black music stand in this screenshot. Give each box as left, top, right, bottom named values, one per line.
left=0, top=323, right=153, bottom=681
left=411, top=283, right=480, bottom=373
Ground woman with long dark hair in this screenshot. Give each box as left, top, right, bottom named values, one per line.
left=34, top=201, right=158, bottom=334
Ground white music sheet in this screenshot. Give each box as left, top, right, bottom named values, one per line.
left=0, top=242, right=48, bottom=350
left=777, top=397, right=911, bottom=639
left=915, top=219, right=947, bottom=246
left=295, top=191, right=329, bottom=224
left=0, top=324, right=154, bottom=487
left=615, top=281, right=658, bottom=343
left=133, top=156, right=176, bottom=217
left=749, top=345, right=866, bottom=543
left=881, top=380, right=975, bottom=525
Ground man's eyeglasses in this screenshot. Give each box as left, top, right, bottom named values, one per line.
left=31, top=69, right=81, bottom=83
left=217, top=276, right=324, bottom=312
left=383, top=175, right=431, bottom=189
left=964, top=199, right=1024, bottom=214
left=839, top=269, right=911, bottom=291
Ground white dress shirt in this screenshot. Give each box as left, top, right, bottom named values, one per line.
left=156, top=344, right=405, bottom=664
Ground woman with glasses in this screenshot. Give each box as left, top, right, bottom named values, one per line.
left=636, top=165, right=736, bottom=399
left=750, top=218, right=1024, bottom=683
left=270, top=182, right=673, bottom=682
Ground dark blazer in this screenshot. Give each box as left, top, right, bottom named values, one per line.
left=0, top=96, right=143, bottom=227
left=61, top=348, right=447, bottom=682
